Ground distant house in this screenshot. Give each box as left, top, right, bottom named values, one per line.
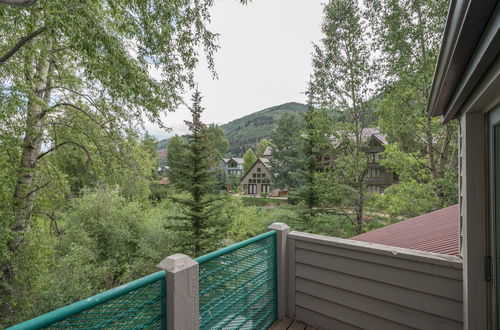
left=221, top=157, right=244, bottom=177
left=240, top=158, right=279, bottom=196
left=262, top=146, right=273, bottom=159
left=363, top=129, right=398, bottom=193
left=329, top=128, right=398, bottom=193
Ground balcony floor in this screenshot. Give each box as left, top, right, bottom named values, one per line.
left=269, top=318, right=318, bottom=330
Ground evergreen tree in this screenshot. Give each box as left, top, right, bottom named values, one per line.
left=168, top=90, right=223, bottom=256
left=242, top=148, right=258, bottom=174
left=270, top=113, right=304, bottom=193
left=296, top=95, right=334, bottom=216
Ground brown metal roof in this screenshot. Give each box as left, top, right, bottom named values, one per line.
left=351, top=205, right=460, bottom=256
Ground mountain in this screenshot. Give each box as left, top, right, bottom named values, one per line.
left=156, top=102, right=307, bottom=156
left=219, top=102, right=307, bottom=155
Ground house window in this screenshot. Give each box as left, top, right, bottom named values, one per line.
left=369, top=168, right=381, bottom=178
left=257, top=167, right=261, bottom=172
left=368, top=153, right=381, bottom=164
left=248, top=184, right=257, bottom=194
left=257, top=173, right=261, bottom=177
left=257, top=179, right=261, bottom=183
left=262, top=173, right=266, bottom=178
left=368, top=185, right=380, bottom=193
left=252, top=173, right=256, bottom=178
left=261, top=184, right=270, bottom=193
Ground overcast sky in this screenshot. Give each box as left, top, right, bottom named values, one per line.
left=146, top=0, right=324, bottom=139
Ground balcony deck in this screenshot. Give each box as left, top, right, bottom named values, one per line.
left=269, top=318, right=318, bottom=330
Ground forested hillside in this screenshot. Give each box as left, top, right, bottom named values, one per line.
left=220, top=102, right=307, bottom=155
left=157, top=102, right=307, bottom=156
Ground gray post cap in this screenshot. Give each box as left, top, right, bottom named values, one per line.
left=157, top=253, right=198, bottom=273
left=268, top=222, right=291, bottom=231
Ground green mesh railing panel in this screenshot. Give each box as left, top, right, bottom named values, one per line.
left=196, top=231, right=277, bottom=330
left=10, top=271, right=166, bottom=330
left=45, top=278, right=166, bottom=329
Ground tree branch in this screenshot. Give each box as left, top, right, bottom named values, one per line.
left=37, top=141, right=93, bottom=166
left=0, top=26, right=46, bottom=65
left=25, top=180, right=50, bottom=197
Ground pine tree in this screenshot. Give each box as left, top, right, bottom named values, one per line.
left=168, top=90, right=223, bottom=256
left=296, top=94, right=334, bottom=217
left=270, top=113, right=304, bottom=192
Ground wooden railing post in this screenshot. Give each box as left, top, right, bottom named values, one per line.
left=268, top=222, right=291, bottom=320
left=157, top=254, right=199, bottom=330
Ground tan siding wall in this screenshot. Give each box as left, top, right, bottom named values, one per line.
left=287, top=231, right=463, bottom=330
left=240, top=161, right=272, bottom=195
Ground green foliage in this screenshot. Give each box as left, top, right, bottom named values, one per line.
left=256, top=138, right=274, bottom=157
left=310, top=0, right=375, bottom=234
left=0, top=187, right=175, bottom=327
left=294, top=103, right=335, bottom=215
left=270, top=113, right=304, bottom=191
left=167, top=91, right=226, bottom=256
left=166, top=135, right=189, bottom=187
left=219, top=102, right=307, bottom=155
left=203, top=124, right=230, bottom=165
left=366, top=0, right=457, bottom=208
left=370, top=181, right=442, bottom=218
left=242, top=148, right=258, bottom=174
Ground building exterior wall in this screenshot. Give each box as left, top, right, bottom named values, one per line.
left=331, top=140, right=397, bottom=193
left=221, top=159, right=243, bottom=177
left=240, top=160, right=273, bottom=196
left=365, top=144, right=396, bottom=192
left=459, top=112, right=489, bottom=329
left=286, top=231, right=463, bottom=330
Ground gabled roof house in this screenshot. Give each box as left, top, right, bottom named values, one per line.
left=240, top=157, right=276, bottom=196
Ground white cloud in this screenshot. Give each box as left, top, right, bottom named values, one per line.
left=144, top=0, right=324, bottom=140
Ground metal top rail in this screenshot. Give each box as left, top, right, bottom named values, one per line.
left=8, top=270, right=166, bottom=330
left=194, top=230, right=276, bottom=264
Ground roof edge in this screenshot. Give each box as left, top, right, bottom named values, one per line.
left=427, top=0, right=497, bottom=120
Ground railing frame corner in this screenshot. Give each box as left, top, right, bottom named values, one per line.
left=267, top=222, right=291, bottom=320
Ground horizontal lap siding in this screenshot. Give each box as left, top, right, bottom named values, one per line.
left=288, top=232, right=463, bottom=330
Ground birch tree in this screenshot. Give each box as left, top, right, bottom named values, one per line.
left=367, top=0, right=457, bottom=207
left=310, top=0, right=375, bottom=234
left=0, top=0, right=246, bottom=253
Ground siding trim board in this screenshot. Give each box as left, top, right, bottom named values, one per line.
left=289, top=231, right=463, bottom=267
left=287, top=231, right=463, bottom=329
left=295, top=240, right=462, bottom=280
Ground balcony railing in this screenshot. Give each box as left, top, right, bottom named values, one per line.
left=9, top=223, right=463, bottom=330
left=9, top=231, right=278, bottom=330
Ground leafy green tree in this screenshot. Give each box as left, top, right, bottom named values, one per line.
left=168, top=91, right=225, bottom=256
left=166, top=135, right=189, bottom=188
left=270, top=113, right=303, bottom=192
left=310, top=0, right=375, bottom=234
left=0, top=0, right=247, bottom=261
left=242, top=148, right=258, bottom=174
left=367, top=0, right=457, bottom=208
left=256, top=138, right=274, bottom=157
left=204, top=125, right=229, bottom=164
